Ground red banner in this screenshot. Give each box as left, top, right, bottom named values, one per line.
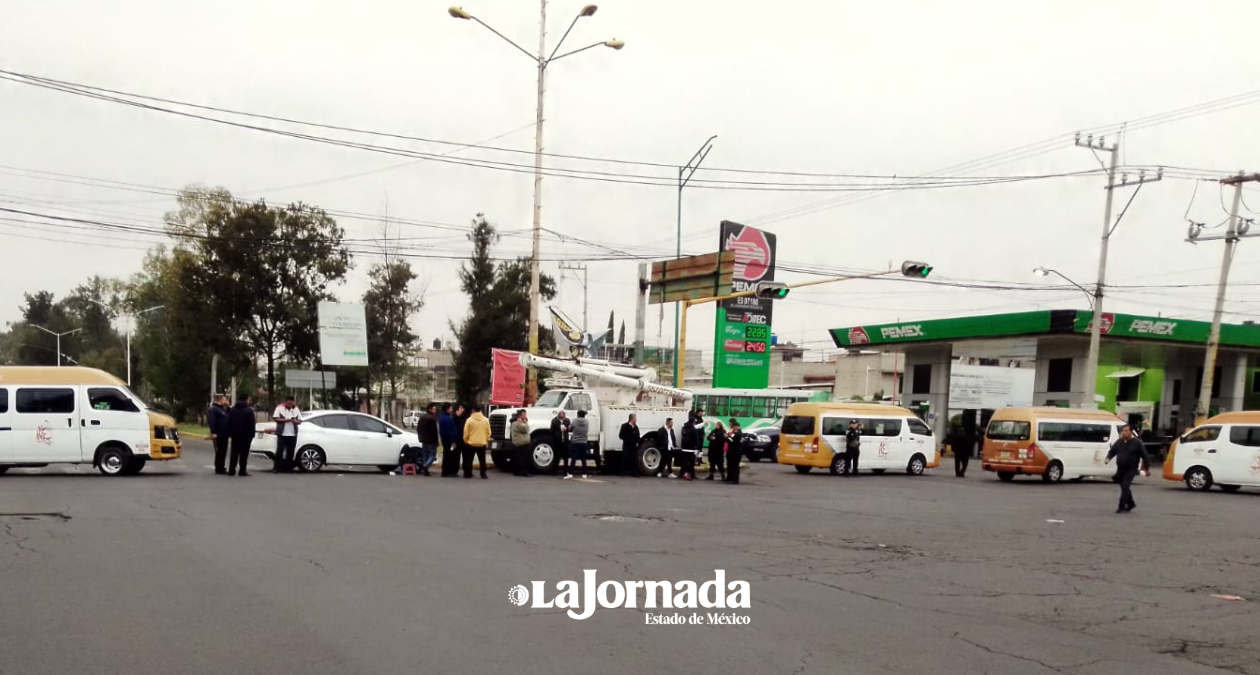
left=490, top=349, right=527, bottom=406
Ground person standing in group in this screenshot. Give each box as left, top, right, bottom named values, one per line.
left=550, top=411, right=570, bottom=459
left=272, top=396, right=302, bottom=473
left=706, top=420, right=727, bottom=481
left=679, top=411, right=703, bottom=481
left=462, top=407, right=491, bottom=479
left=439, top=404, right=458, bottom=477
left=226, top=396, right=255, bottom=477
left=566, top=410, right=590, bottom=480
left=511, top=409, right=533, bottom=477
left=208, top=394, right=230, bottom=475
left=724, top=419, right=745, bottom=484
left=1105, top=424, right=1150, bottom=514
left=657, top=418, right=677, bottom=478
left=619, top=413, right=641, bottom=477
left=844, top=419, right=863, bottom=476
left=416, top=403, right=439, bottom=476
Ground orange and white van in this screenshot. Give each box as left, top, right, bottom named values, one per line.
left=0, top=367, right=180, bottom=476
left=778, top=401, right=939, bottom=476
left=1162, top=411, right=1260, bottom=493
left=982, top=407, right=1124, bottom=483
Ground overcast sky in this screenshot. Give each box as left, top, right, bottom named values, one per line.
left=2, top=0, right=1259, bottom=367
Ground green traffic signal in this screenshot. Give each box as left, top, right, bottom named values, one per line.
left=900, top=261, right=933, bottom=278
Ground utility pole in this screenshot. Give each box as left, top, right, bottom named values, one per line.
left=558, top=261, right=589, bottom=329
left=633, top=263, right=647, bottom=366
left=1188, top=171, right=1260, bottom=423
left=1073, top=133, right=1161, bottom=409
left=673, top=135, right=716, bottom=387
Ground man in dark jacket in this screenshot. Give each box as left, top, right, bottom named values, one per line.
left=226, top=397, right=256, bottom=477
left=657, top=418, right=677, bottom=478
left=844, top=419, right=863, bottom=476
left=208, top=395, right=230, bottom=475
left=550, top=411, right=570, bottom=460
left=1106, top=424, right=1151, bottom=514
left=439, top=404, right=458, bottom=477
left=724, top=420, right=745, bottom=484
left=619, top=414, right=641, bottom=477
left=417, top=403, right=440, bottom=476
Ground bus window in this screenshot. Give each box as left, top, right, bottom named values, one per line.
left=751, top=397, right=770, bottom=418
left=773, top=398, right=792, bottom=417
left=708, top=396, right=728, bottom=417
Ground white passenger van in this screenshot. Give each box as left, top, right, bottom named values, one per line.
left=1163, top=411, right=1260, bottom=493
left=982, top=407, right=1124, bottom=483
left=778, top=402, right=940, bottom=475
left=0, top=367, right=181, bottom=476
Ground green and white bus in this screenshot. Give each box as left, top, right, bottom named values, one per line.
left=688, top=388, right=830, bottom=430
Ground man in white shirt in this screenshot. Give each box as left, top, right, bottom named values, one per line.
left=656, top=418, right=677, bottom=478
left=272, top=396, right=302, bottom=473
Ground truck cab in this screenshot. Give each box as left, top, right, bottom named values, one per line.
left=488, top=389, right=600, bottom=474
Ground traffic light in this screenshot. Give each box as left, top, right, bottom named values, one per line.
left=901, top=261, right=933, bottom=278
left=754, top=281, right=790, bottom=299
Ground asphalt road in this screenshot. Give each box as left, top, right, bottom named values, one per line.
left=2, top=440, right=1257, bottom=675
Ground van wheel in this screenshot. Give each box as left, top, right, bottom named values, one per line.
left=1219, top=484, right=1241, bottom=493
left=1042, top=460, right=1064, bottom=483
left=532, top=439, right=560, bottom=474
left=122, top=457, right=147, bottom=475
left=97, top=447, right=130, bottom=476
left=1184, top=467, right=1212, bottom=491
left=997, top=472, right=1015, bottom=483
left=906, top=454, right=926, bottom=476
left=297, top=446, right=326, bottom=472
left=829, top=455, right=845, bottom=476
left=0, top=467, right=9, bottom=475
left=795, top=465, right=812, bottom=474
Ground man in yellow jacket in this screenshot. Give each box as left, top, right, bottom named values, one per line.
left=462, top=409, right=492, bottom=479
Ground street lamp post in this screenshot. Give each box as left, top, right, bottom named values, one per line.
left=449, top=4, right=624, bottom=404
left=32, top=325, right=81, bottom=367
left=672, top=135, right=716, bottom=387
left=89, top=300, right=164, bottom=385
left=1033, top=266, right=1097, bottom=407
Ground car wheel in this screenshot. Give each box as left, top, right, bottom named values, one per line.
left=872, top=469, right=886, bottom=475
left=297, top=446, right=326, bottom=472
left=1042, top=460, right=1064, bottom=483
left=0, top=467, right=10, bottom=475
left=97, top=446, right=129, bottom=476
left=829, top=455, right=844, bottom=476
left=1220, top=484, right=1241, bottom=493
left=906, top=454, right=926, bottom=476
left=769, top=448, right=778, bottom=463
left=997, top=472, right=1015, bottom=483
left=532, top=439, right=560, bottom=474
left=637, top=440, right=661, bottom=476
left=1184, top=466, right=1212, bottom=492
left=795, top=465, right=812, bottom=474
left=377, top=465, right=396, bottom=473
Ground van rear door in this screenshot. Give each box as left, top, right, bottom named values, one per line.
left=10, top=386, right=82, bottom=463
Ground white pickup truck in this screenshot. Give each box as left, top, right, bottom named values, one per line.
left=486, top=354, right=692, bottom=475
left=487, top=388, right=687, bottom=475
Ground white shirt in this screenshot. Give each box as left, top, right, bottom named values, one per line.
left=274, top=405, right=301, bottom=437
left=664, top=426, right=675, bottom=451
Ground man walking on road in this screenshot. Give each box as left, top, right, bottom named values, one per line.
left=226, top=396, right=255, bottom=477
left=511, top=409, right=532, bottom=477
left=1106, top=424, right=1150, bottom=514
left=208, top=394, right=230, bottom=475
left=417, top=403, right=439, bottom=476
left=955, top=426, right=975, bottom=478
left=462, top=408, right=491, bottom=479
left=439, top=404, right=458, bottom=477
left=619, top=413, right=641, bottom=477
left=272, top=396, right=302, bottom=473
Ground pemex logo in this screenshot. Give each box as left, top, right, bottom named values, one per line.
left=1085, top=313, right=1115, bottom=335
left=848, top=327, right=870, bottom=345
left=725, top=226, right=773, bottom=282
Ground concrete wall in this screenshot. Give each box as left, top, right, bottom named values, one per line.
left=903, top=345, right=952, bottom=442
left=831, top=352, right=901, bottom=400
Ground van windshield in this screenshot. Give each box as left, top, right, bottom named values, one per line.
left=987, top=420, right=1031, bottom=441
left=782, top=416, right=816, bottom=435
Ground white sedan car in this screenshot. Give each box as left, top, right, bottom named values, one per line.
left=253, top=411, right=421, bottom=472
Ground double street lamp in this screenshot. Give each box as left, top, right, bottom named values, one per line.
left=88, top=300, right=165, bottom=385
left=449, top=4, right=624, bottom=403
left=31, top=326, right=81, bottom=367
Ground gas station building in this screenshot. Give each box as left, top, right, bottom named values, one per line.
left=830, top=309, right=1260, bottom=441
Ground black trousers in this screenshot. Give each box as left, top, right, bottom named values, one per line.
left=514, top=442, right=531, bottom=476
left=1116, top=465, right=1138, bottom=511
left=847, top=449, right=861, bottom=475
left=229, top=436, right=251, bottom=474
left=275, top=436, right=297, bottom=471
left=622, top=447, right=639, bottom=476
left=679, top=449, right=696, bottom=477
left=954, top=447, right=970, bottom=476
left=659, top=448, right=674, bottom=475
left=213, top=436, right=229, bottom=471
left=442, top=442, right=459, bottom=476
left=726, top=445, right=742, bottom=484
left=708, top=448, right=726, bottom=476
left=463, top=445, right=487, bottom=478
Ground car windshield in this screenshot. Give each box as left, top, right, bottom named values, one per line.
left=536, top=391, right=567, bottom=408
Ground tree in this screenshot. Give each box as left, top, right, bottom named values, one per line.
left=363, top=259, right=424, bottom=416
left=165, top=186, right=351, bottom=406
left=618, top=320, right=626, bottom=345
left=606, top=310, right=614, bottom=343
left=451, top=215, right=556, bottom=405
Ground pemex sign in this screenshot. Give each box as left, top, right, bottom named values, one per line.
left=713, top=221, right=778, bottom=388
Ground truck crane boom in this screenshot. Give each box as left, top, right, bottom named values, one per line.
left=519, top=353, right=693, bottom=402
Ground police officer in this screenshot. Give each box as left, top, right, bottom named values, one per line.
left=1105, top=424, right=1150, bottom=514
left=844, top=419, right=863, bottom=476
left=724, top=419, right=745, bottom=485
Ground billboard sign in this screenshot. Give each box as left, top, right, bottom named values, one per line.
left=318, top=301, right=369, bottom=367
left=713, top=221, right=777, bottom=388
